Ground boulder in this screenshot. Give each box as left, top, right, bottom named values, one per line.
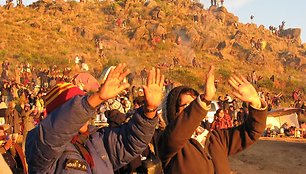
left=217, top=41, right=226, bottom=51
left=215, top=11, right=225, bottom=23
left=30, top=21, right=42, bottom=29
left=299, top=64, right=306, bottom=72
left=144, top=0, right=157, bottom=9
left=133, top=26, right=148, bottom=40
left=217, top=6, right=228, bottom=13
left=208, top=5, right=217, bottom=12
left=190, top=2, right=204, bottom=11
left=280, top=28, right=301, bottom=40
left=154, top=24, right=167, bottom=36
left=149, top=6, right=165, bottom=20
left=225, top=13, right=239, bottom=26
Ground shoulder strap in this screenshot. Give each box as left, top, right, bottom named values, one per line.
left=14, top=143, right=28, bottom=174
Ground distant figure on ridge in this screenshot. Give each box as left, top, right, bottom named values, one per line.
left=250, top=15, right=254, bottom=24
left=16, top=0, right=23, bottom=7
left=211, top=0, right=217, bottom=6
left=220, top=0, right=224, bottom=6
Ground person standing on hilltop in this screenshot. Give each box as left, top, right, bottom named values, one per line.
left=211, top=0, right=216, bottom=6
left=250, top=15, right=254, bottom=23
left=16, top=0, right=23, bottom=7
left=140, top=67, right=148, bottom=85
left=5, top=0, right=13, bottom=10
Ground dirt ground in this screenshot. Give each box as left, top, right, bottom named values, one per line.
left=229, top=137, right=306, bottom=174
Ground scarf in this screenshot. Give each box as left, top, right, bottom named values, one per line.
left=71, top=132, right=94, bottom=168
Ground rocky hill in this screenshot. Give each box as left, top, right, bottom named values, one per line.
left=0, top=0, right=305, bottom=103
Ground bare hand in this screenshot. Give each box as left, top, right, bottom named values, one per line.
left=4, top=138, right=12, bottom=150
left=142, top=68, right=165, bottom=118
left=204, top=65, right=216, bottom=101
left=98, top=63, right=130, bottom=100
left=228, top=75, right=261, bottom=108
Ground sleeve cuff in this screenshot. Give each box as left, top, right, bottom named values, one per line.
left=250, top=99, right=268, bottom=110
left=197, top=96, right=211, bottom=111
left=83, top=95, right=98, bottom=110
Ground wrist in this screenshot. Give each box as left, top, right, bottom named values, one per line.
left=250, top=97, right=261, bottom=108
left=143, top=104, right=158, bottom=113
left=200, top=94, right=212, bottom=105
left=87, top=93, right=106, bottom=108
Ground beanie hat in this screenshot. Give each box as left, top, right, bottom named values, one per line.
left=45, top=82, right=85, bottom=114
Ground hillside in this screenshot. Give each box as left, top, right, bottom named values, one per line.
left=0, top=0, right=305, bottom=104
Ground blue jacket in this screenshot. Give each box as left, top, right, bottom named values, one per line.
left=26, top=95, right=158, bottom=174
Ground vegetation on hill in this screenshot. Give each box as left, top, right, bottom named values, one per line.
left=0, top=0, right=305, bottom=106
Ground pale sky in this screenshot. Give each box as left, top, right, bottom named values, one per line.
left=2, top=0, right=306, bottom=43
left=201, top=0, right=306, bottom=43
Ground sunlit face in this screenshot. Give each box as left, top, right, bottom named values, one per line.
left=177, top=94, right=196, bottom=114
left=134, top=103, right=141, bottom=109
left=218, top=110, right=225, bottom=119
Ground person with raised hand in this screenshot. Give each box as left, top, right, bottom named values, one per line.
left=158, top=65, right=216, bottom=174
left=158, top=68, right=267, bottom=174
left=26, top=63, right=165, bottom=174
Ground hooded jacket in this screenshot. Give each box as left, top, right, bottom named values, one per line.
left=158, top=86, right=267, bottom=174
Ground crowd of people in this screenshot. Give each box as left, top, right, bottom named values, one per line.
left=0, top=56, right=305, bottom=173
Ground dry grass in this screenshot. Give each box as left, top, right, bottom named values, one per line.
left=0, top=1, right=305, bottom=105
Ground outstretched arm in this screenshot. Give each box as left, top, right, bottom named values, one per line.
left=159, top=65, right=216, bottom=162
left=103, top=67, right=164, bottom=169
left=26, top=63, right=133, bottom=173
left=88, top=63, right=131, bottom=108
left=211, top=74, right=267, bottom=156
left=142, top=67, right=165, bottom=118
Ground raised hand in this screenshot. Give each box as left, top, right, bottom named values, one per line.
left=204, top=65, right=216, bottom=101
left=142, top=68, right=165, bottom=118
left=98, top=63, right=131, bottom=101
left=228, top=75, right=261, bottom=108
left=4, top=137, right=13, bottom=150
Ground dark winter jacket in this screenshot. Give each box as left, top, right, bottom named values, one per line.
left=26, top=95, right=158, bottom=174
left=158, top=86, right=267, bottom=174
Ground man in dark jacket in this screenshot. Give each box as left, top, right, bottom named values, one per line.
left=26, top=64, right=165, bottom=174
left=158, top=66, right=267, bottom=174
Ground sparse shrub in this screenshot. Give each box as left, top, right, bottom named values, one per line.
left=257, top=78, right=274, bottom=89
left=0, top=50, right=7, bottom=59
left=66, top=0, right=78, bottom=10
left=167, top=68, right=199, bottom=89
left=105, top=57, right=121, bottom=67
left=155, top=43, right=169, bottom=50
left=218, top=68, right=230, bottom=80
left=60, top=49, right=68, bottom=55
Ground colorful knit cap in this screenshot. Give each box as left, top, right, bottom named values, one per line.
left=45, top=82, right=85, bottom=114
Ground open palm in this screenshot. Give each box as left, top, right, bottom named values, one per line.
left=228, top=75, right=261, bottom=107
left=98, top=63, right=130, bottom=101
left=143, top=68, right=165, bottom=109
